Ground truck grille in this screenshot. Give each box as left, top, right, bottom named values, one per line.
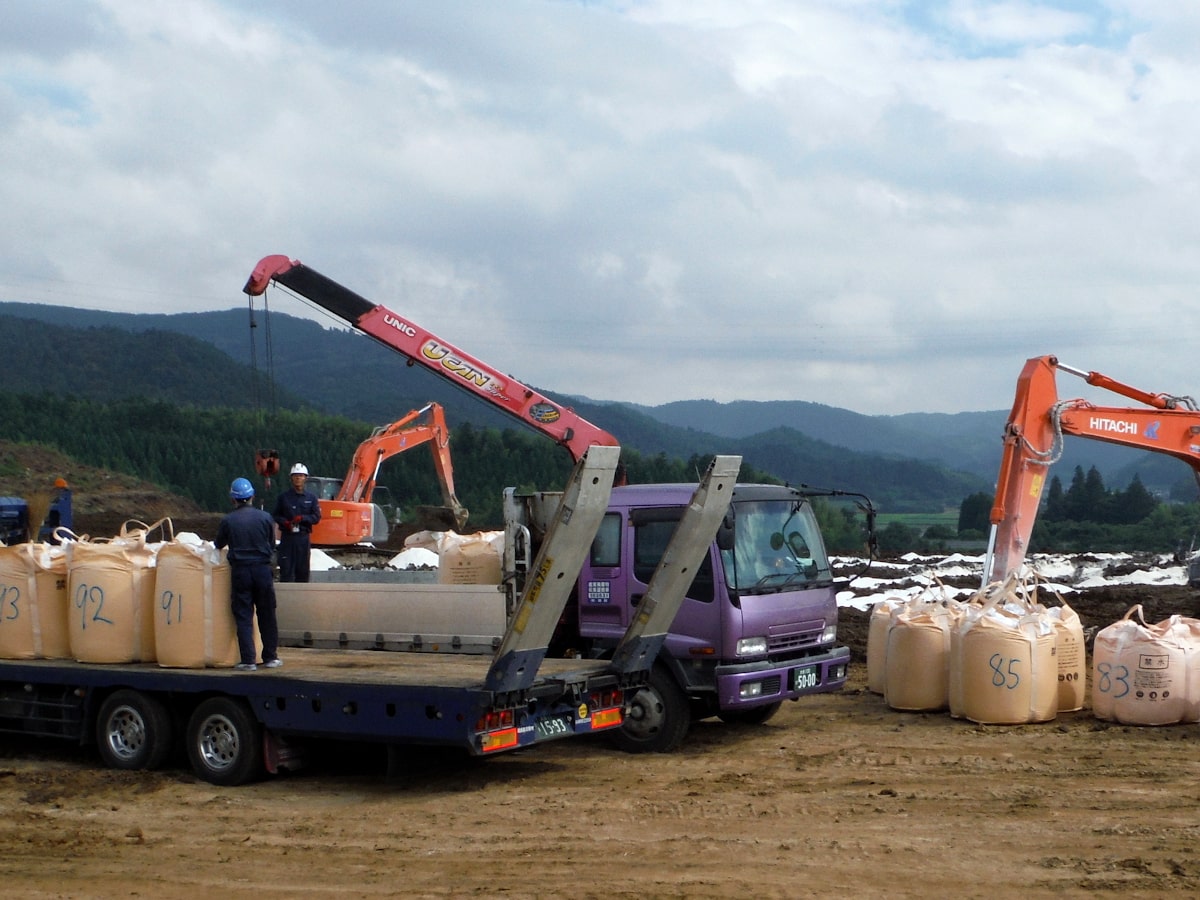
left=768, top=630, right=821, bottom=655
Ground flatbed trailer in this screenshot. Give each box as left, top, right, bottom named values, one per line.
left=0, top=450, right=740, bottom=786
left=0, top=649, right=625, bottom=785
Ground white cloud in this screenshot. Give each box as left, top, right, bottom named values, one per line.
left=1, top=0, right=1199, bottom=415
left=944, top=0, right=1093, bottom=45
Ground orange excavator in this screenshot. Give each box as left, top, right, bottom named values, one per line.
left=984, top=354, right=1200, bottom=585
left=305, top=401, right=469, bottom=547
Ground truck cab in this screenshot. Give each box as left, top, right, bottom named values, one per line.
left=508, top=482, right=854, bottom=752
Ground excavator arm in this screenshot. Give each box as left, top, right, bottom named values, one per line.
left=243, top=255, right=619, bottom=462
left=334, top=402, right=469, bottom=530
left=983, top=355, right=1200, bottom=584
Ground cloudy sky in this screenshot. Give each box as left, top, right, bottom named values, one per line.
left=2, top=1, right=1198, bottom=415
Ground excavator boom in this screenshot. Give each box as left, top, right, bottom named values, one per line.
left=310, top=402, right=469, bottom=547
left=244, top=255, right=618, bottom=462
left=984, top=355, right=1200, bottom=584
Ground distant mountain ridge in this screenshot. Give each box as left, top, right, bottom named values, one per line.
left=0, top=302, right=1181, bottom=506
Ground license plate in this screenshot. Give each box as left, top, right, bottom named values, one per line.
left=792, top=666, right=819, bottom=691
left=534, top=715, right=572, bottom=740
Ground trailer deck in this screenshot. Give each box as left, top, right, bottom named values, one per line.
left=0, top=648, right=609, bottom=690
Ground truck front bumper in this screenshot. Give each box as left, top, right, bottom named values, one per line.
left=714, top=644, right=851, bottom=709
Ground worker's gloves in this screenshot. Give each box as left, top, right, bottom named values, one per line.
left=290, top=514, right=303, bottom=532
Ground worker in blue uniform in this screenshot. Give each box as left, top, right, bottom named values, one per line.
left=215, top=477, right=281, bottom=671
left=273, top=462, right=321, bottom=583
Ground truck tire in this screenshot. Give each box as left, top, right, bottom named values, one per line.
left=186, top=697, right=264, bottom=786
left=718, top=701, right=782, bottom=726
left=610, top=666, right=690, bottom=753
left=95, top=689, right=173, bottom=771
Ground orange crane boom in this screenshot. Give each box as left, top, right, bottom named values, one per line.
left=243, top=255, right=619, bottom=463
left=984, top=354, right=1200, bottom=585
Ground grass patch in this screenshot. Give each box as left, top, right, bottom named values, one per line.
left=875, top=510, right=959, bottom=532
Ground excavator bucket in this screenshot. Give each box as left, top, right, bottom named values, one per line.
left=413, top=504, right=469, bottom=533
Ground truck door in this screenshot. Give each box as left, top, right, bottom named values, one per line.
left=628, top=508, right=721, bottom=656
left=578, top=507, right=722, bottom=650
left=577, top=511, right=630, bottom=639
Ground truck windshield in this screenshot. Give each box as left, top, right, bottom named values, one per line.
left=720, top=499, right=831, bottom=594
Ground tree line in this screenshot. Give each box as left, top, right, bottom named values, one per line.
left=12, top=385, right=1190, bottom=558
left=950, top=465, right=1200, bottom=557
left=0, top=390, right=876, bottom=553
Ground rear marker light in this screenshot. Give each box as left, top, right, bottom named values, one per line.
left=591, top=708, right=623, bottom=730
left=480, top=728, right=519, bottom=753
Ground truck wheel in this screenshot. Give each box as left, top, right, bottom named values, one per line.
left=186, top=697, right=264, bottom=786
left=609, top=666, right=690, bottom=753
left=96, top=689, right=173, bottom=771
left=718, top=701, right=782, bottom=726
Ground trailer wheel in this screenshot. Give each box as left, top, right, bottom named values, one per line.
left=186, top=697, right=264, bottom=786
left=718, top=701, right=782, bottom=726
left=95, top=689, right=173, bottom=771
left=609, top=666, right=690, bottom=754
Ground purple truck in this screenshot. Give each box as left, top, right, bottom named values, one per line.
left=505, top=481, right=873, bottom=752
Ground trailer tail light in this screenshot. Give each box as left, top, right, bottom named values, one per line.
left=475, top=708, right=519, bottom=752
left=587, top=688, right=624, bottom=731
left=589, top=688, right=622, bottom=709
left=475, top=708, right=515, bottom=732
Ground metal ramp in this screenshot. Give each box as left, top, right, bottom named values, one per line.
left=485, top=445, right=620, bottom=692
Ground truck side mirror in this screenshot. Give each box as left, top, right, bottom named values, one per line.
left=716, top=513, right=735, bottom=551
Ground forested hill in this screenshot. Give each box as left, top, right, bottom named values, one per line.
left=0, top=304, right=992, bottom=511
left=3, top=301, right=1173, bottom=499
left=0, top=313, right=310, bottom=412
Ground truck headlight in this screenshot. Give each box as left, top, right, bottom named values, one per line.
left=735, top=636, right=768, bottom=657
left=821, top=624, right=837, bottom=644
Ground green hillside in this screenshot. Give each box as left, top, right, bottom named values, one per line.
left=0, top=305, right=992, bottom=512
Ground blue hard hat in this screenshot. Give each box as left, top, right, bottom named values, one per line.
left=230, top=477, right=255, bottom=500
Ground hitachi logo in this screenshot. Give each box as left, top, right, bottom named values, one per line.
left=1089, top=417, right=1137, bottom=435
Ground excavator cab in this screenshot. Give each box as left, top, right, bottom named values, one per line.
left=305, top=476, right=344, bottom=501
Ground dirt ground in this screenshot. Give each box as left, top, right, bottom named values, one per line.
left=0, top=584, right=1197, bottom=899
left=6, top=442, right=1200, bottom=897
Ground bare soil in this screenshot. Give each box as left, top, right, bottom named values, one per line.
left=0, top=585, right=1196, bottom=898
left=0, top=440, right=224, bottom=540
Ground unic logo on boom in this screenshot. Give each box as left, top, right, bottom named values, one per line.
left=382, top=313, right=417, bottom=338
left=421, top=340, right=501, bottom=392
left=1089, top=417, right=1138, bottom=435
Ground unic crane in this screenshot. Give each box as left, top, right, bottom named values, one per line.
left=984, top=354, right=1200, bottom=585
left=242, top=255, right=619, bottom=463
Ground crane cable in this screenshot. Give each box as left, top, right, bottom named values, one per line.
left=246, top=289, right=280, bottom=502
